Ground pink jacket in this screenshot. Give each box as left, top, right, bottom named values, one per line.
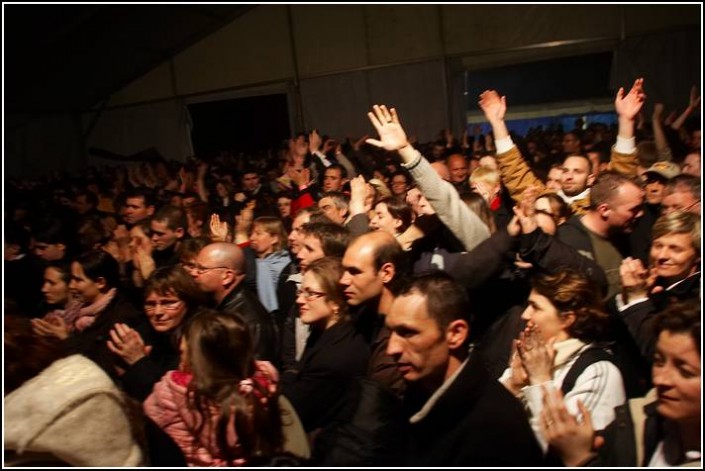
left=144, top=361, right=279, bottom=467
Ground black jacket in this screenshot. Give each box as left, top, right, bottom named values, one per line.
left=217, top=284, right=277, bottom=362
left=281, top=321, right=370, bottom=432
left=401, top=350, right=543, bottom=467
left=63, top=293, right=142, bottom=381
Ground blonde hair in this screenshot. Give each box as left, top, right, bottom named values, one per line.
left=252, top=217, right=288, bottom=252
left=469, top=166, right=500, bottom=187
left=651, top=211, right=700, bottom=253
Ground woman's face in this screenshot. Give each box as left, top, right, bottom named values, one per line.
left=68, top=262, right=102, bottom=304
left=216, top=182, right=229, bottom=198
left=370, top=202, right=401, bottom=235
left=649, top=232, right=698, bottom=281
left=42, top=266, right=70, bottom=306
left=652, top=331, right=701, bottom=423
left=296, top=271, right=339, bottom=329
left=520, top=290, right=571, bottom=342
left=128, top=225, right=153, bottom=253
left=144, top=289, right=188, bottom=333
left=249, top=224, right=278, bottom=256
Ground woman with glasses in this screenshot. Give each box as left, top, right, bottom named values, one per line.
left=281, top=257, right=370, bottom=434
left=108, top=265, right=207, bottom=400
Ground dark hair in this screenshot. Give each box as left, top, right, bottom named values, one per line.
left=178, top=236, right=212, bottom=262
left=531, top=270, right=608, bottom=342
left=325, top=163, right=348, bottom=180
left=4, top=220, right=31, bottom=253
left=397, top=271, right=470, bottom=336
left=300, top=222, right=351, bottom=258
left=33, top=218, right=71, bottom=245
left=183, top=309, right=284, bottom=463
left=4, top=315, right=67, bottom=395
left=74, top=250, right=121, bottom=290
left=654, top=301, right=701, bottom=356
left=45, top=260, right=73, bottom=285
left=375, top=196, right=413, bottom=234
left=368, top=234, right=408, bottom=296
left=144, top=265, right=207, bottom=313
left=152, top=205, right=187, bottom=231
left=125, top=187, right=157, bottom=209
left=74, top=188, right=99, bottom=208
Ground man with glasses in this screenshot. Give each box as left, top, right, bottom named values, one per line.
left=190, top=242, right=277, bottom=362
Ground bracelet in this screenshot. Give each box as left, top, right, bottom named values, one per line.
left=402, top=153, right=422, bottom=171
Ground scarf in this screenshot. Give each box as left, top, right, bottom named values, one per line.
left=72, top=288, right=118, bottom=331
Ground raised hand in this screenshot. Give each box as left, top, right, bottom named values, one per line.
left=210, top=213, right=229, bottom=242
left=615, top=78, right=646, bottom=120
left=652, top=102, right=664, bottom=122
left=309, top=129, right=322, bottom=154
left=688, top=85, right=701, bottom=110
left=365, top=105, right=410, bottom=152
left=107, top=322, right=152, bottom=366
left=540, top=387, right=602, bottom=467
left=349, top=175, right=370, bottom=216
left=478, top=90, right=507, bottom=123
left=352, top=134, right=370, bottom=152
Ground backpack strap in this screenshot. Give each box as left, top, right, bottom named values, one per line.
left=561, top=347, right=615, bottom=396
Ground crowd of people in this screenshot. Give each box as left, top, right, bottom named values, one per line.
left=4, top=77, right=701, bottom=467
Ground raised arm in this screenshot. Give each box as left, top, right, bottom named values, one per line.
left=651, top=103, right=673, bottom=161
left=366, top=105, right=490, bottom=250
left=478, top=90, right=547, bottom=202
left=670, top=85, right=700, bottom=131
left=609, top=78, right=645, bottom=176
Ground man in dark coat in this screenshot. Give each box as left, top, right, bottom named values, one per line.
left=386, top=272, right=543, bottom=467
left=190, top=242, right=277, bottom=362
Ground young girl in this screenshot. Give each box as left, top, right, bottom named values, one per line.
left=143, top=308, right=286, bottom=466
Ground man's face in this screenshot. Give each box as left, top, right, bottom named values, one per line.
left=340, top=241, right=384, bottom=306
left=447, top=155, right=468, bottom=184
left=390, top=175, right=409, bottom=196
left=74, top=195, right=92, bottom=215
left=190, top=249, right=230, bottom=294
left=318, top=197, right=346, bottom=224
left=643, top=174, right=667, bottom=205
left=242, top=173, right=260, bottom=192
left=562, top=133, right=581, bottom=154
left=605, top=182, right=644, bottom=232
left=150, top=220, right=183, bottom=252
left=681, top=153, right=701, bottom=177
left=649, top=233, right=698, bottom=281
left=34, top=242, right=66, bottom=262
left=560, top=156, right=592, bottom=196
left=123, top=196, right=153, bottom=225
left=323, top=168, right=344, bottom=192
left=386, top=292, right=449, bottom=387
left=288, top=213, right=310, bottom=255
left=662, top=191, right=700, bottom=216
left=297, top=234, right=325, bottom=272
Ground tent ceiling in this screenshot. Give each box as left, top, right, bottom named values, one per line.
left=5, top=4, right=254, bottom=114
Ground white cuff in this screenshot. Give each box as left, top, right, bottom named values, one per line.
left=614, top=135, right=636, bottom=154
left=615, top=293, right=649, bottom=311
left=495, top=136, right=515, bottom=154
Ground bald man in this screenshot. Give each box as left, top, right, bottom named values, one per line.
left=340, top=231, right=408, bottom=397
left=447, top=153, right=472, bottom=195
left=191, top=242, right=277, bottom=361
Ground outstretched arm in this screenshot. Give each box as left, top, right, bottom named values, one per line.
left=609, top=78, right=645, bottom=176
left=478, top=90, right=547, bottom=202
left=366, top=105, right=490, bottom=250
left=670, top=85, right=700, bottom=131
